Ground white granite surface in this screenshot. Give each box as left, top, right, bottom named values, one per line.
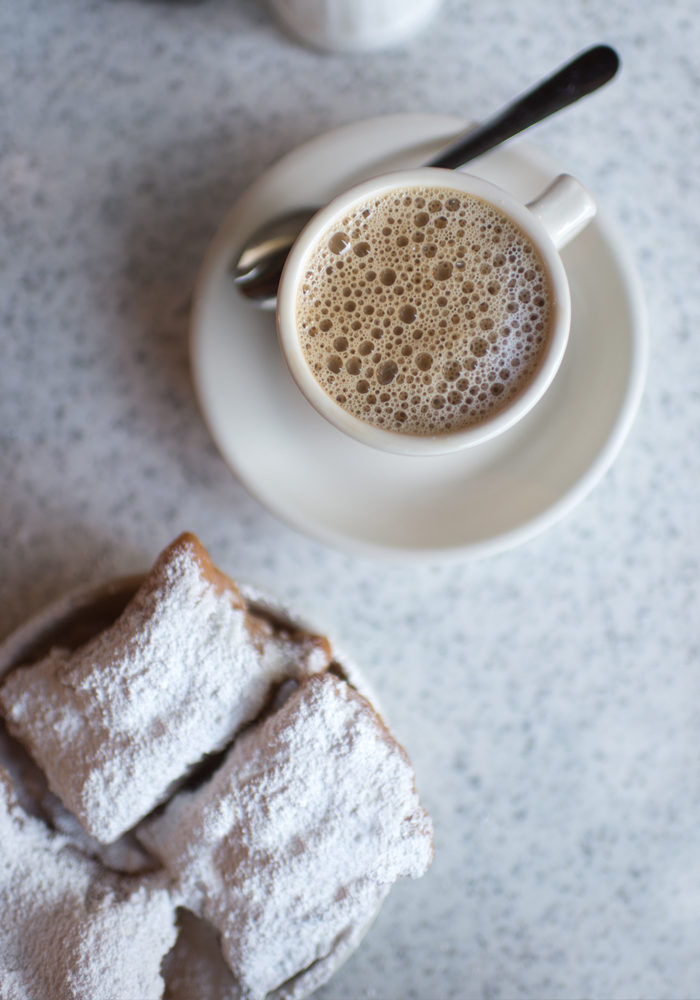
left=1, top=1, right=699, bottom=998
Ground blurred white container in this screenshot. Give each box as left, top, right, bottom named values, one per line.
left=268, top=0, right=440, bottom=51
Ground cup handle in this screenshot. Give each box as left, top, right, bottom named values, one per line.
left=526, top=173, right=596, bottom=250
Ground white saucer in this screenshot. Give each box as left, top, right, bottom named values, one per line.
left=190, top=114, right=647, bottom=560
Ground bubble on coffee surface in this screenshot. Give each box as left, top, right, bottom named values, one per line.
left=296, top=186, right=553, bottom=435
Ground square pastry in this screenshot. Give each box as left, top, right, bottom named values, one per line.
left=0, top=766, right=177, bottom=1000
left=141, top=672, right=434, bottom=999
left=0, top=533, right=330, bottom=842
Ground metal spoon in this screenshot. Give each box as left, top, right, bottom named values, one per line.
left=233, top=44, right=619, bottom=309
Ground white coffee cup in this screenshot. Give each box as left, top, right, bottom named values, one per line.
left=276, top=167, right=595, bottom=455
left=267, top=0, right=441, bottom=52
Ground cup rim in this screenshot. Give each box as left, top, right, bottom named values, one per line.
left=276, top=167, right=571, bottom=456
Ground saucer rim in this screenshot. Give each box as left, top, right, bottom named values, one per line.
left=190, top=113, right=648, bottom=562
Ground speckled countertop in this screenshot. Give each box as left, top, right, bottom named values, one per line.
left=2, top=1, right=699, bottom=998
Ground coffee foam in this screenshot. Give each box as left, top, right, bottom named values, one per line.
left=296, top=185, right=553, bottom=436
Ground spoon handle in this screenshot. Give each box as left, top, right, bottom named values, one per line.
left=430, top=44, right=620, bottom=171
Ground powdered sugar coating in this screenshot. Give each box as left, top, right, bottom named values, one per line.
left=141, top=673, right=434, bottom=1000
left=297, top=185, right=553, bottom=434
left=0, top=534, right=330, bottom=843
left=0, top=766, right=177, bottom=1000
left=0, top=537, right=433, bottom=999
